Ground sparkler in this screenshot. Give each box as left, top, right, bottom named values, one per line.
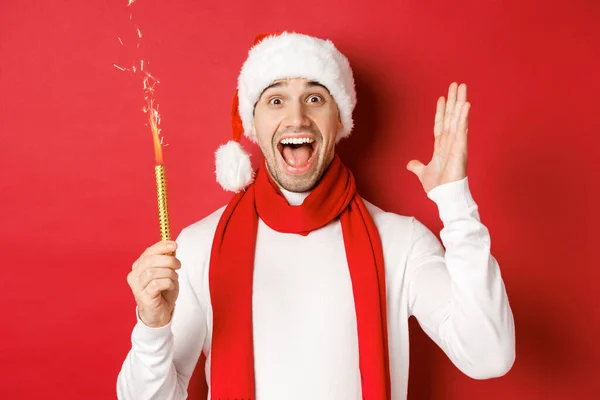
left=143, top=72, right=172, bottom=246
left=115, top=0, right=172, bottom=251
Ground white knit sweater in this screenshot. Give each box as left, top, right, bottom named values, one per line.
left=117, top=177, right=515, bottom=399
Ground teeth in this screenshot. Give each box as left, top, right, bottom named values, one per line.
left=280, top=137, right=315, bottom=145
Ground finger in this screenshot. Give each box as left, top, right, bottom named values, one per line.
left=450, top=83, right=467, bottom=134
left=133, top=254, right=181, bottom=271
left=443, top=82, right=458, bottom=133
left=141, top=241, right=178, bottom=258
left=128, top=266, right=178, bottom=293
left=133, top=241, right=178, bottom=270
left=144, top=277, right=176, bottom=300
left=457, top=102, right=470, bottom=142
left=434, top=96, right=445, bottom=138
left=136, top=267, right=179, bottom=292
left=457, top=82, right=467, bottom=103
left=406, top=160, right=425, bottom=179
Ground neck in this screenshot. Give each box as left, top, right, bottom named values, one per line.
left=279, top=187, right=311, bottom=206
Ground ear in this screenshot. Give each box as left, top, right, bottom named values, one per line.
left=251, top=122, right=257, bottom=137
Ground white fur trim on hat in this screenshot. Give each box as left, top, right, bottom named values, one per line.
left=215, top=140, right=254, bottom=193
left=237, top=32, right=357, bottom=143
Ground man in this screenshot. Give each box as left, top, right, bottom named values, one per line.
left=117, top=32, right=515, bottom=399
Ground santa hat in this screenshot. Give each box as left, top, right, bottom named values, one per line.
left=214, top=31, right=357, bottom=193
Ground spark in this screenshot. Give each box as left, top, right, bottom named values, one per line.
left=116, top=0, right=169, bottom=163
left=143, top=72, right=159, bottom=89
left=143, top=73, right=162, bottom=141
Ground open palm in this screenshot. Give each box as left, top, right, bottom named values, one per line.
left=407, top=82, right=470, bottom=194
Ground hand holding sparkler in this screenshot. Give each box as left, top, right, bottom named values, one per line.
left=127, top=241, right=180, bottom=328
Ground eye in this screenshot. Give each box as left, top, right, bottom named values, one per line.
left=307, top=95, right=323, bottom=103
left=268, top=97, right=283, bottom=106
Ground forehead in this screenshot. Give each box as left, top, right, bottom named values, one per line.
left=260, top=78, right=330, bottom=96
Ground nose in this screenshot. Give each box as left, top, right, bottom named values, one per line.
left=283, top=100, right=311, bottom=129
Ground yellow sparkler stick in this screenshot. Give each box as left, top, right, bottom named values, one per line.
left=154, top=164, right=171, bottom=242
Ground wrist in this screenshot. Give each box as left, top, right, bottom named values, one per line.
left=137, top=306, right=174, bottom=329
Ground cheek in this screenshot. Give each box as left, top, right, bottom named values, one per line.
left=315, top=108, right=341, bottom=143
left=254, top=111, right=281, bottom=142
left=254, top=123, right=280, bottom=158
left=255, top=130, right=273, bottom=155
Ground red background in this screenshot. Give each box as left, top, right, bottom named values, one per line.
left=1, top=0, right=599, bottom=398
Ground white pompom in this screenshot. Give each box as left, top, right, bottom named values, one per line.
left=214, top=140, right=254, bottom=193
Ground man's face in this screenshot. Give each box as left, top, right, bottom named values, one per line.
left=252, top=78, right=343, bottom=192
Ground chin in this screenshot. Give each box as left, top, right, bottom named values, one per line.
left=267, top=159, right=319, bottom=192
left=278, top=174, right=320, bottom=192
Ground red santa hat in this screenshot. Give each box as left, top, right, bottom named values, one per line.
left=215, top=31, right=357, bottom=193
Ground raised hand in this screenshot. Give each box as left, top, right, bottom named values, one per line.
left=406, top=82, right=470, bottom=194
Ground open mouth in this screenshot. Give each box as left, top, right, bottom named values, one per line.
left=277, top=136, right=318, bottom=173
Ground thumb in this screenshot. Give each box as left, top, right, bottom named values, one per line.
left=406, top=160, right=425, bottom=179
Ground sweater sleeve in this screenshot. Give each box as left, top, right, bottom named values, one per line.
left=117, top=228, right=208, bottom=399
left=406, top=176, right=515, bottom=379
